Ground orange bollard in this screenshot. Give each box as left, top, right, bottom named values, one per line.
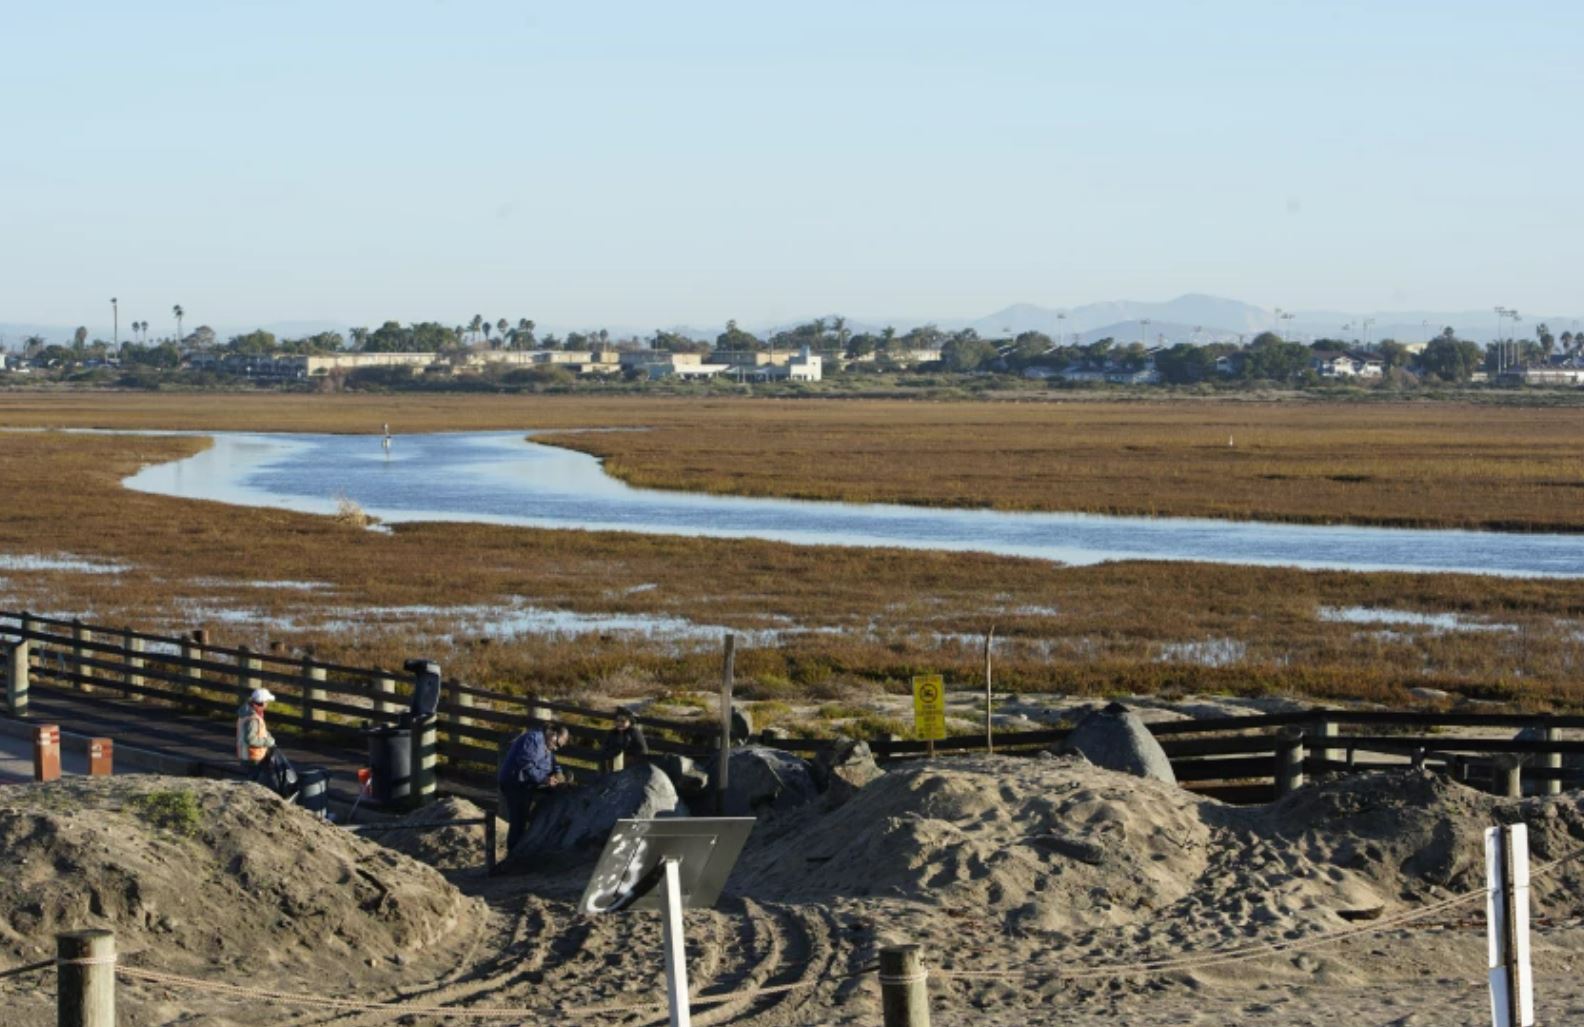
left=34, top=724, right=61, bottom=782
left=87, top=738, right=113, bottom=777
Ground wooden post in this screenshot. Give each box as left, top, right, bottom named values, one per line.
left=236, top=646, right=259, bottom=704
left=879, top=944, right=930, bottom=1027
left=1496, top=755, right=1523, bottom=799
left=302, top=660, right=326, bottom=727
left=57, top=929, right=115, bottom=1027
left=983, top=626, right=995, bottom=755
left=1540, top=720, right=1561, bottom=798
left=87, top=738, right=113, bottom=777
left=375, top=671, right=400, bottom=719
left=122, top=628, right=144, bottom=702
left=71, top=619, right=91, bottom=693
left=34, top=724, right=61, bottom=782
left=1314, top=714, right=1339, bottom=772
left=449, top=678, right=473, bottom=730
left=1275, top=728, right=1305, bottom=797
left=717, top=634, right=735, bottom=812
left=410, top=716, right=438, bottom=806
left=6, top=638, right=28, bottom=717
left=178, top=631, right=203, bottom=708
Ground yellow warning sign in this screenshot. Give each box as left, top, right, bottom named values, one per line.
left=912, top=675, right=946, bottom=741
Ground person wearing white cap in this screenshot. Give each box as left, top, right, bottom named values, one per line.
left=236, top=687, right=278, bottom=772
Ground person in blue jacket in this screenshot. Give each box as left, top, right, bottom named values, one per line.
left=497, top=723, right=570, bottom=853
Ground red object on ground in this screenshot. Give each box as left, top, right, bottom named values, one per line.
left=88, top=737, right=113, bottom=777
left=34, top=724, right=61, bottom=782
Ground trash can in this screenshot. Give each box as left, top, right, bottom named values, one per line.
left=297, top=767, right=330, bottom=816
left=366, top=725, right=412, bottom=807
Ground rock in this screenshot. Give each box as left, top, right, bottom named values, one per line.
left=1409, top=687, right=1452, bottom=703
left=760, top=726, right=789, bottom=743
left=1031, top=832, right=1107, bottom=865
left=499, top=765, right=683, bottom=873
left=650, top=754, right=710, bottom=799
left=814, top=739, right=884, bottom=808
left=1056, top=702, right=1176, bottom=785
left=719, top=746, right=819, bottom=816
left=730, top=706, right=754, bottom=743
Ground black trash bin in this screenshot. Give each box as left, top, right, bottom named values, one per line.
left=296, top=767, right=330, bottom=816
left=366, top=725, right=412, bottom=807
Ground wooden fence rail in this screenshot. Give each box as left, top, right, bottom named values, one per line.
left=5, top=610, right=1581, bottom=804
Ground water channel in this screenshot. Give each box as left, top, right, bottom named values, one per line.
left=123, top=431, right=1584, bottom=578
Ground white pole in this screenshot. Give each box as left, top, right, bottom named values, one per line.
left=661, top=857, right=692, bottom=1027
left=1485, top=823, right=1534, bottom=1027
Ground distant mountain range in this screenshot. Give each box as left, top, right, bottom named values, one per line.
left=5, top=295, right=1579, bottom=349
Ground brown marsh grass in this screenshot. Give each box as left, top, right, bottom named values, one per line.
left=0, top=394, right=1581, bottom=715
left=2, top=391, right=1580, bottom=530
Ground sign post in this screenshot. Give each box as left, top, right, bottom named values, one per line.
left=1485, top=823, right=1534, bottom=1027
left=580, top=818, right=755, bottom=1027
left=912, top=675, right=946, bottom=757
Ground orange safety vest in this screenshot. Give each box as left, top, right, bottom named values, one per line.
left=236, top=707, right=269, bottom=763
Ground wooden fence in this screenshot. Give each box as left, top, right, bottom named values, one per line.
left=0, top=611, right=722, bottom=789
left=5, top=610, right=1581, bottom=804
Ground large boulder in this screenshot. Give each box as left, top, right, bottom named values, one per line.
left=499, top=765, right=683, bottom=873
left=719, top=745, right=819, bottom=815
left=650, top=753, right=711, bottom=800
left=817, top=739, right=884, bottom=809
left=1057, top=702, right=1176, bottom=785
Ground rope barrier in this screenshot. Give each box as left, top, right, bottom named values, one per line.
left=113, top=960, right=878, bottom=1020
left=0, top=959, right=54, bottom=981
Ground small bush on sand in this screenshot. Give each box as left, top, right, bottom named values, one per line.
left=129, top=789, right=203, bottom=836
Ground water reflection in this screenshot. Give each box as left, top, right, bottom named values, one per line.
left=123, top=431, right=1584, bottom=578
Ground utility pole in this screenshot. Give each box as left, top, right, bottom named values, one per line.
left=110, top=297, right=118, bottom=348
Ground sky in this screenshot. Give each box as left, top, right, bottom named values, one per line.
left=2, top=0, right=1580, bottom=336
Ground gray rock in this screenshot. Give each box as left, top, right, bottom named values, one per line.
left=499, top=765, right=683, bottom=873
left=1056, top=702, right=1176, bottom=785
left=730, top=705, right=754, bottom=743
left=759, top=726, right=789, bottom=743
left=651, top=753, right=710, bottom=798
left=811, top=739, right=884, bottom=807
left=720, top=745, right=818, bottom=815
left=1031, top=832, right=1107, bottom=865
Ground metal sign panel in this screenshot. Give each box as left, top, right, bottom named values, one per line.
left=912, top=675, right=946, bottom=741
left=579, top=818, right=755, bottom=916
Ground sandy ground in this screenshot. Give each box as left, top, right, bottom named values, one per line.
left=5, top=760, right=1584, bottom=1025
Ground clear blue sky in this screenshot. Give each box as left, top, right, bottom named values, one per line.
left=2, top=0, right=1579, bottom=334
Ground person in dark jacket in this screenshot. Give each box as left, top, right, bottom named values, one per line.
left=600, top=708, right=649, bottom=771
left=497, top=723, right=568, bottom=853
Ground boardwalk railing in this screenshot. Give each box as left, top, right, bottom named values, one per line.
left=866, top=707, right=1584, bottom=802
left=5, top=610, right=1580, bottom=804
left=0, top=611, right=721, bottom=792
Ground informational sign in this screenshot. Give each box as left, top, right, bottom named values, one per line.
left=912, top=674, right=946, bottom=741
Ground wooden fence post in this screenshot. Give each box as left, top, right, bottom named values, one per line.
left=178, top=631, right=204, bottom=709
left=1275, top=728, right=1305, bottom=797
left=1314, top=713, right=1339, bottom=773
left=5, top=638, right=28, bottom=717
left=879, top=944, right=930, bottom=1027
left=302, top=660, right=326, bottom=727
left=71, top=619, right=91, bottom=693
left=236, top=646, right=259, bottom=703
left=1495, top=755, right=1523, bottom=799
left=1540, top=720, right=1561, bottom=798
left=449, top=678, right=473, bottom=730
left=375, top=671, right=400, bottom=718
left=122, top=628, right=144, bottom=702
left=410, top=716, right=438, bottom=806
left=57, top=929, right=116, bottom=1027
left=717, top=634, right=735, bottom=813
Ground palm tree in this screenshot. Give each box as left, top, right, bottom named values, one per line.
left=515, top=318, right=535, bottom=351
left=349, top=327, right=369, bottom=350
left=481, top=322, right=493, bottom=346
left=172, top=304, right=184, bottom=344
left=496, top=318, right=508, bottom=348
left=469, top=314, right=483, bottom=344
